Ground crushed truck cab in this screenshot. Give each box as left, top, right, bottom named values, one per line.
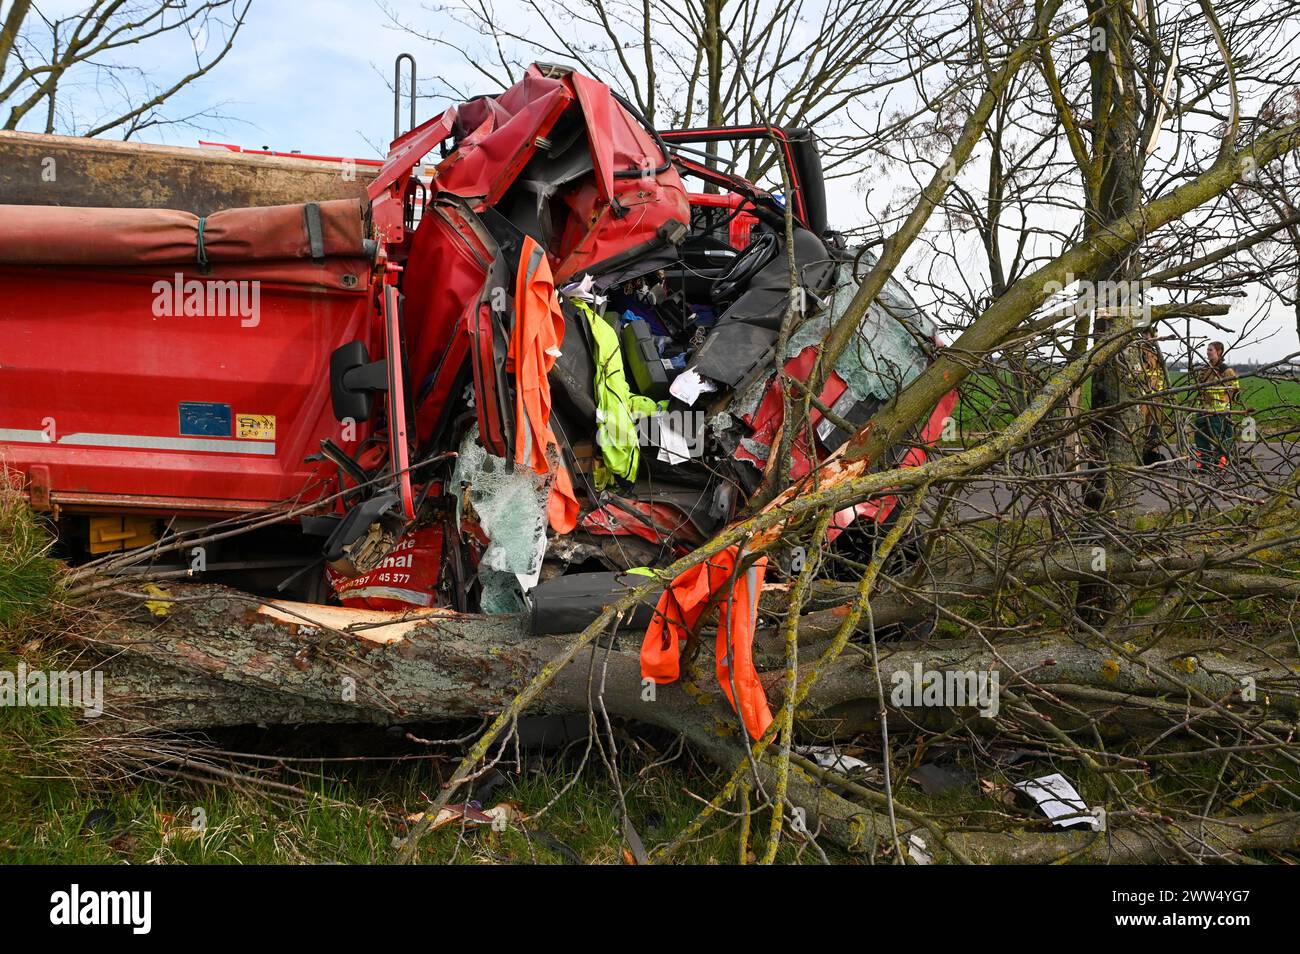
left=0, top=62, right=952, bottom=616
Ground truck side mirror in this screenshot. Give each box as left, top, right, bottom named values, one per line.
left=329, top=341, right=388, bottom=423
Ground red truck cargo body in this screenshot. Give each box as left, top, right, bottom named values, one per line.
left=0, top=200, right=375, bottom=515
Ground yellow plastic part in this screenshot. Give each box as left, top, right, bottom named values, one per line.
left=88, top=515, right=157, bottom=554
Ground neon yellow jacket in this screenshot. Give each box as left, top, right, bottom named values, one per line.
left=1195, top=363, right=1239, bottom=413
left=571, top=299, right=659, bottom=488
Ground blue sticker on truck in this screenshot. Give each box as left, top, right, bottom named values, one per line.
left=178, top=402, right=233, bottom=437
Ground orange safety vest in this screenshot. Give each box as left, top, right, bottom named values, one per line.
left=508, top=236, right=578, bottom=533
left=641, top=547, right=772, bottom=739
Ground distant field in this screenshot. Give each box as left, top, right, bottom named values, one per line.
left=1238, top=375, right=1300, bottom=429
left=953, top=371, right=1300, bottom=441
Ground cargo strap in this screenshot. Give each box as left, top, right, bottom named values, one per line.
left=304, top=202, right=325, bottom=264
left=195, top=216, right=209, bottom=269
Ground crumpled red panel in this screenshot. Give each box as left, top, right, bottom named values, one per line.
left=641, top=547, right=772, bottom=739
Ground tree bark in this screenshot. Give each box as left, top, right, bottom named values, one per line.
left=71, top=583, right=1300, bottom=860
left=83, top=584, right=1300, bottom=730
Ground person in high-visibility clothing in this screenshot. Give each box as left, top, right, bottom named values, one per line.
left=1193, top=340, right=1240, bottom=471
left=1134, top=326, right=1168, bottom=465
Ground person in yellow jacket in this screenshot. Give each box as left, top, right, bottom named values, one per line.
left=1193, top=341, right=1240, bottom=470
left=1134, top=326, right=1168, bottom=465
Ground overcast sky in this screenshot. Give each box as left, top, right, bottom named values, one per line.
left=126, top=0, right=465, bottom=159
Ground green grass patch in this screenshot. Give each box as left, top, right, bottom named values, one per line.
left=1236, top=375, right=1300, bottom=430
left=952, top=371, right=1300, bottom=443
left=0, top=726, right=835, bottom=864
left=0, top=471, right=59, bottom=628
left=0, top=470, right=828, bottom=865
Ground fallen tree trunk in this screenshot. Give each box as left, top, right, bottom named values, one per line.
left=85, top=585, right=1300, bottom=732
left=767, top=548, right=1300, bottom=632
left=65, top=582, right=1300, bottom=862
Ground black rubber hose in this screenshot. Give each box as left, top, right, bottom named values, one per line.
left=609, top=90, right=673, bottom=179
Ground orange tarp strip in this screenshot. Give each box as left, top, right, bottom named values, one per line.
left=641, top=547, right=772, bottom=739
left=547, top=464, right=579, bottom=535
left=0, top=199, right=367, bottom=266
left=507, top=235, right=577, bottom=534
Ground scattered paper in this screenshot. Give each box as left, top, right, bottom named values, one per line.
left=906, top=833, right=932, bottom=865
left=798, top=745, right=874, bottom=776
left=560, top=273, right=607, bottom=311
left=514, top=527, right=548, bottom=593
left=1014, top=773, right=1101, bottom=830
left=404, top=801, right=524, bottom=833
left=656, top=416, right=693, bottom=464
left=669, top=369, right=716, bottom=407
left=561, top=273, right=596, bottom=299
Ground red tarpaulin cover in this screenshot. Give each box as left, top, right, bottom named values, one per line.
left=0, top=198, right=367, bottom=267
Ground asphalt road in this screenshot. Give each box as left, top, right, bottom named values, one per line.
left=947, top=440, right=1299, bottom=519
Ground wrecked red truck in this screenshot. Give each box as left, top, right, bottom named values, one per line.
left=0, top=63, right=951, bottom=628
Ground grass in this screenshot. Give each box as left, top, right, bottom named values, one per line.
left=1236, top=374, right=1300, bottom=430
left=0, top=470, right=59, bottom=628
left=0, top=481, right=833, bottom=864
left=0, top=714, right=831, bottom=864
left=0, top=474, right=829, bottom=865
left=2, top=464, right=1294, bottom=864
left=954, top=372, right=1300, bottom=443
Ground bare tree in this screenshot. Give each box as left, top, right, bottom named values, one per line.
left=384, top=0, right=968, bottom=188
left=1, top=0, right=251, bottom=138
left=29, top=0, right=1300, bottom=863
